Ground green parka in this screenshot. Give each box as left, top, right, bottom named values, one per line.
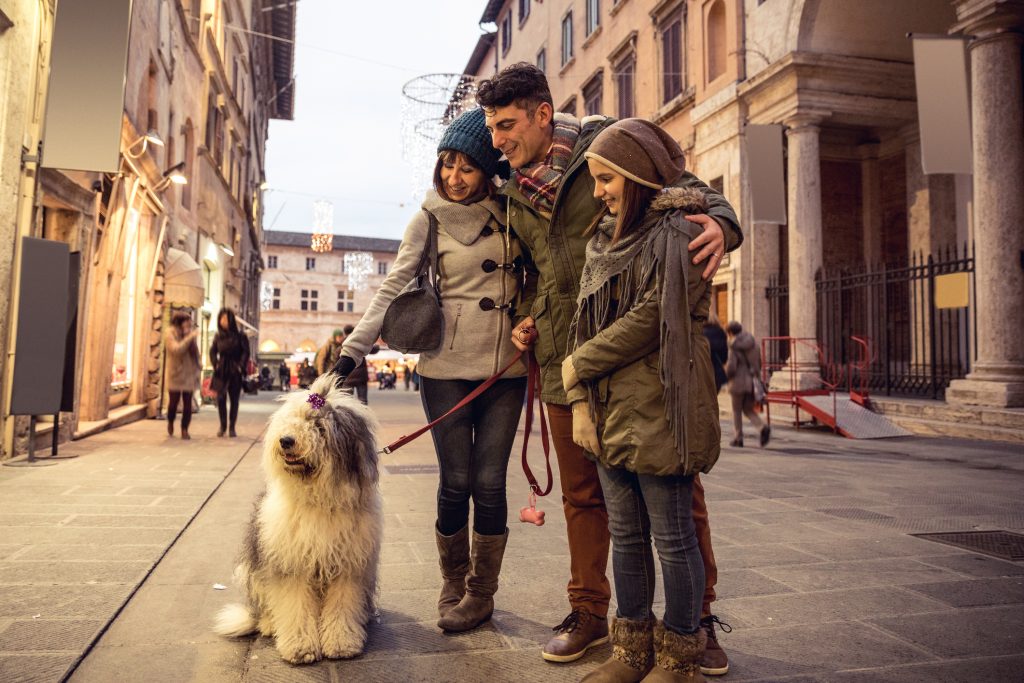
left=567, top=187, right=721, bottom=476
left=506, top=115, right=743, bottom=405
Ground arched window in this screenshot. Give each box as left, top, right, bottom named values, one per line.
left=707, top=0, right=727, bottom=83
left=259, top=339, right=280, bottom=353
left=297, top=339, right=317, bottom=353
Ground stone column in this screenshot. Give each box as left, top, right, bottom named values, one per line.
left=772, top=113, right=824, bottom=389
left=947, top=28, right=1024, bottom=407
left=859, top=143, right=883, bottom=266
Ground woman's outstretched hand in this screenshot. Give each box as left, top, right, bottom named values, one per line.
left=331, top=355, right=357, bottom=387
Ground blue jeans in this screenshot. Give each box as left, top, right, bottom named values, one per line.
left=420, top=376, right=527, bottom=536
left=597, top=464, right=704, bottom=635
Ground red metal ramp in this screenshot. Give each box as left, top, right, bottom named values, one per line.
left=797, top=393, right=913, bottom=439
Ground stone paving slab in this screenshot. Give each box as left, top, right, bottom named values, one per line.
left=0, top=389, right=1018, bottom=682
left=0, top=396, right=273, bottom=682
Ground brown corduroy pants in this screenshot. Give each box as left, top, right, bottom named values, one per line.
left=545, top=404, right=720, bottom=619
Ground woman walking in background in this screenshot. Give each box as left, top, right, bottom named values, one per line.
left=210, top=308, right=249, bottom=438
left=725, top=321, right=770, bottom=448
left=165, top=311, right=200, bottom=439
left=563, top=119, right=730, bottom=682
left=333, top=108, right=528, bottom=634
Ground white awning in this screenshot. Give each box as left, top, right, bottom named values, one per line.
left=164, top=248, right=204, bottom=308
left=235, top=315, right=259, bottom=336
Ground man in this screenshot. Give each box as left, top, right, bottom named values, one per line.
left=314, top=328, right=347, bottom=375
left=478, top=63, right=741, bottom=674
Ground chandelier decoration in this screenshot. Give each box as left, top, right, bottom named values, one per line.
left=344, top=252, right=373, bottom=292
left=311, top=200, right=334, bottom=253
left=400, top=73, right=478, bottom=199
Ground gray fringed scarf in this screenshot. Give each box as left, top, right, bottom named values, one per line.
left=573, top=187, right=709, bottom=457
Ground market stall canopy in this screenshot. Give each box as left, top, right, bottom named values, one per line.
left=164, top=248, right=204, bottom=307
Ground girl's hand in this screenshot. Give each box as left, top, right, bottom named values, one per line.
left=561, top=356, right=579, bottom=392
left=685, top=214, right=726, bottom=280
left=571, top=401, right=602, bottom=456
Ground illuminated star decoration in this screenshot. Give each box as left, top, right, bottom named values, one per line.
left=306, top=393, right=326, bottom=411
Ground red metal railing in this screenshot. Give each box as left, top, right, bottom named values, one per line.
left=760, top=336, right=842, bottom=433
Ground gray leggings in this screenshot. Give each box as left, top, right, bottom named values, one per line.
left=731, top=392, right=763, bottom=440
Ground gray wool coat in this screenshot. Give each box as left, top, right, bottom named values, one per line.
left=342, top=190, right=528, bottom=381
left=725, top=331, right=761, bottom=396
left=165, top=328, right=201, bottom=392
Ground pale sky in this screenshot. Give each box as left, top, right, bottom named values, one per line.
left=263, top=0, right=489, bottom=240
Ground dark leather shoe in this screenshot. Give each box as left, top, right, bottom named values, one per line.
left=759, top=426, right=771, bottom=447
left=542, top=609, right=609, bottom=663
left=699, top=615, right=731, bottom=676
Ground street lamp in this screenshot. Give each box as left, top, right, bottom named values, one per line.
left=125, top=130, right=164, bottom=159
left=311, top=200, right=334, bottom=253
left=153, top=161, right=188, bottom=191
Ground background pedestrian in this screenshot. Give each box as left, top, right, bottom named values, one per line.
left=703, top=312, right=729, bottom=393
left=210, top=308, right=250, bottom=438
left=725, top=321, right=770, bottom=448
left=277, top=360, right=291, bottom=391
left=165, top=311, right=200, bottom=439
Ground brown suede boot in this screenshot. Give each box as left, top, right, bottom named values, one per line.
left=437, top=529, right=507, bottom=632
left=435, top=525, right=469, bottom=618
left=641, top=622, right=707, bottom=682
left=581, top=617, right=654, bottom=682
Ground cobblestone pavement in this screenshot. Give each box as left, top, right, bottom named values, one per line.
left=0, top=388, right=1021, bottom=682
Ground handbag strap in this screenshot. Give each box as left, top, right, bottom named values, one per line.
left=423, top=210, right=441, bottom=299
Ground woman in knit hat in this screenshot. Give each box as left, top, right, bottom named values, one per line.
left=562, top=118, right=735, bottom=683
left=332, top=107, right=528, bottom=634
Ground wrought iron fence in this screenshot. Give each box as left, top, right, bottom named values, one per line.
left=767, top=242, right=975, bottom=399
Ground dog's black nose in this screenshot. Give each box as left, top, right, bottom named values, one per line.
left=279, top=436, right=295, bottom=450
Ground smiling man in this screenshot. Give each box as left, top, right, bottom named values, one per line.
left=478, top=63, right=743, bottom=673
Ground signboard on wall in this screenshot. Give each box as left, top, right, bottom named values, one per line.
left=745, top=124, right=787, bottom=224
left=10, top=238, right=70, bottom=415
left=912, top=36, right=972, bottom=175
left=41, top=0, right=134, bottom=172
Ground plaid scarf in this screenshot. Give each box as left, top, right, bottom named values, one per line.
left=513, top=113, right=581, bottom=215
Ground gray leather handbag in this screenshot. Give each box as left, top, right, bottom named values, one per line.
left=380, top=211, right=444, bottom=353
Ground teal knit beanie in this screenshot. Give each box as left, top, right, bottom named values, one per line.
left=437, top=108, right=510, bottom=180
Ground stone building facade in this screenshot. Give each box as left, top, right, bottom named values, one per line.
left=257, top=231, right=401, bottom=357
left=462, top=0, right=1024, bottom=408
left=0, top=0, right=295, bottom=459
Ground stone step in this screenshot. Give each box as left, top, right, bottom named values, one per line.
left=869, top=397, right=1024, bottom=431
left=870, top=412, right=1024, bottom=444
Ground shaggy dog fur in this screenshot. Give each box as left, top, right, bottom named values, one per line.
left=214, top=374, right=383, bottom=664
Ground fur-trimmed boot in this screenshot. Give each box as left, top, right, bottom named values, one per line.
left=437, top=529, right=507, bottom=632
left=641, top=622, right=707, bottom=682
left=435, top=525, right=469, bottom=618
left=581, top=617, right=654, bottom=682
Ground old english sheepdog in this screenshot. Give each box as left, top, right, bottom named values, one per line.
left=214, top=374, right=383, bottom=664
